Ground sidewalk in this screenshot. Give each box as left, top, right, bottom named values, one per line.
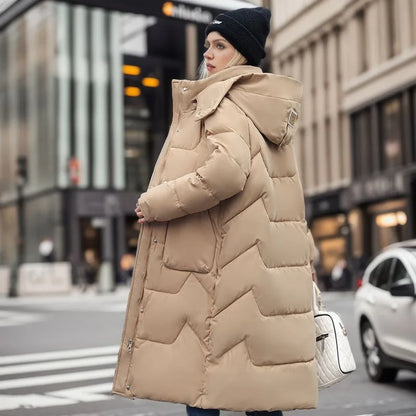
left=0, top=284, right=130, bottom=306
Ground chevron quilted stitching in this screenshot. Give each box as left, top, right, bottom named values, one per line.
left=114, top=69, right=318, bottom=410
left=146, top=271, right=214, bottom=297
left=214, top=246, right=312, bottom=316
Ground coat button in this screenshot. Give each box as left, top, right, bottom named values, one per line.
left=140, top=308, right=144, bottom=313
left=183, top=87, right=188, bottom=92
left=126, top=385, right=130, bottom=390
left=153, top=238, right=157, bottom=243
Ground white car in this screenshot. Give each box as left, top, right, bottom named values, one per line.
left=355, top=240, right=416, bottom=382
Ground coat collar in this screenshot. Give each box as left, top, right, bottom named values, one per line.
left=172, top=66, right=263, bottom=120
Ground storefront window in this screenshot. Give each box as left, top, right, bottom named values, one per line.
left=124, top=100, right=151, bottom=191
left=379, top=96, right=403, bottom=170
left=352, top=108, right=373, bottom=178
left=312, top=214, right=348, bottom=290
left=367, top=199, right=408, bottom=253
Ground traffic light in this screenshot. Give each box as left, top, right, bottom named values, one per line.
left=16, top=156, right=27, bottom=185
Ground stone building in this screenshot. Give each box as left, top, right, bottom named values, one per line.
left=265, top=0, right=416, bottom=286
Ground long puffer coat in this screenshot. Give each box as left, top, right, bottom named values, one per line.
left=112, top=65, right=318, bottom=411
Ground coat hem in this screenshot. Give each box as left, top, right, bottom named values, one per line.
left=111, top=389, right=317, bottom=411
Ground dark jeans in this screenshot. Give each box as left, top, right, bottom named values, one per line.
left=186, top=405, right=283, bottom=416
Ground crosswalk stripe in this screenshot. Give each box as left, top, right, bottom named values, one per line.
left=0, top=345, right=119, bottom=365
left=0, top=368, right=115, bottom=389
left=48, top=382, right=113, bottom=402
left=0, top=355, right=117, bottom=376
left=0, top=393, right=77, bottom=411
left=0, top=310, right=45, bottom=327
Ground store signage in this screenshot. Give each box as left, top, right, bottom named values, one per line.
left=351, top=173, right=405, bottom=204
left=1, top=0, right=242, bottom=31
left=162, top=1, right=213, bottom=24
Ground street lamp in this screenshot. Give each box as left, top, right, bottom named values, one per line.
left=9, top=155, right=27, bottom=297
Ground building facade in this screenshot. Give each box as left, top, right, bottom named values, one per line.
left=0, top=0, right=255, bottom=288
left=266, top=0, right=416, bottom=286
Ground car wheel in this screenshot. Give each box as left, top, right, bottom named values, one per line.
left=360, top=320, right=398, bottom=382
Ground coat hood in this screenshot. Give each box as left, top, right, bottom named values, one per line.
left=193, top=66, right=303, bottom=147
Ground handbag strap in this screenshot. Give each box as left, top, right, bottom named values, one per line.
left=312, top=281, right=324, bottom=315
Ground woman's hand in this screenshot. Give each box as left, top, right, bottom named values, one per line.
left=135, top=202, right=147, bottom=224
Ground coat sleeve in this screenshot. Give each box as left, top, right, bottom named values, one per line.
left=139, top=99, right=251, bottom=222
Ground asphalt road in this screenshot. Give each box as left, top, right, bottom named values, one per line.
left=0, top=287, right=415, bottom=416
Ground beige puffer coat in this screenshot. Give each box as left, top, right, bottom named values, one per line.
left=112, top=65, right=318, bottom=411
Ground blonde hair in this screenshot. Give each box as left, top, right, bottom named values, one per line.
left=198, top=49, right=247, bottom=79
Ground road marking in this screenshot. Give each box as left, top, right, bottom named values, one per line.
left=42, top=303, right=127, bottom=312
left=0, top=355, right=117, bottom=376
left=0, top=345, right=120, bottom=410
left=48, top=382, right=113, bottom=402
left=0, top=393, right=77, bottom=411
left=0, top=368, right=115, bottom=389
left=0, top=344, right=119, bottom=365
left=0, top=310, right=45, bottom=327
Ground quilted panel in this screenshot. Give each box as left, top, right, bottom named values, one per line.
left=214, top=246, right=313, bottom=316
left=204, top=341, right=318, bottom=412
left=210, top=291, right=315, bottom=364
left=137, top=277, right=211, bottom=344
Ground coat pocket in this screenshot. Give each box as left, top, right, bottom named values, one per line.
left=162, top=211, right=216, bottom=273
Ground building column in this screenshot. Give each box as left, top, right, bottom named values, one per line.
left=327, top=30, right=341, bottom=186
left=291, top=51, right=303, bottom=173
left=109, top=12, right=125, bottom=190
left=314, top=38, right=327, bottom=189
left=72, top=6, right=90, bottom=188
left=91, top=8, right=109, bottom=189
left=302, top=46, right=315, bottom=192
left=56, top=3, right=71, bottom=189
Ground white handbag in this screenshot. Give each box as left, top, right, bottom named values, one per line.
left=313, top=282, right=356, bottom=389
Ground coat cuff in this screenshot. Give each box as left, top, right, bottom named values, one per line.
left=138, top=182, right=188, bottom=222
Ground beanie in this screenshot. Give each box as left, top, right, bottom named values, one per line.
left=205, top=7, right=271, bottom=66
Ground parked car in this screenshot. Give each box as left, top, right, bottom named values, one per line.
left=355, top=240, right=416, bottom=382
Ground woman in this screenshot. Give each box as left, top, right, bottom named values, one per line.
left=113, top=7, right=317, bottom=415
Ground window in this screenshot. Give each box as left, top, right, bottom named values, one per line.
left=356, top=9, right=367, bottom=73
left=325, top=117, right=331, bottom=181
left=379, top=96, right=404, bottom=170
left=390, top=259, right=412, bottom=285
left=298, top=127, right=306, bottom=186
left=312, top=122, right=318, bottom=186
left=368, top=258, right=393, bottom=290
left=322, top=34, right=329, bottom=87
left=386, top=0, right=399, bottom=58
left=352, top=109, right=373, bottom=178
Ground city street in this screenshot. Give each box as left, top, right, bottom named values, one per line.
left=0, top=288, right=415, bottom=416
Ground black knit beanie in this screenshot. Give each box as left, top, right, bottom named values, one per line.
left=205, top=7, right=271, bottom=66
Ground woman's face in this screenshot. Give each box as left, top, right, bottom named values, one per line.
left=203, top=31, right=236, bottom=76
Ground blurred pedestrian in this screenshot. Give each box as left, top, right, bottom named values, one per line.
left=38, top=237, right=55, bottom=262
left=331, top=258, right=352, bottom=290
left=78, top=249, right=99, bottom=292
left=119, top=252, right=134, bottom=285
left=113, top=7, right=317, bottom=416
